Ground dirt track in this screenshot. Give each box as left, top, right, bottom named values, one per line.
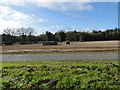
left=1, top=40, right=119, bottom=54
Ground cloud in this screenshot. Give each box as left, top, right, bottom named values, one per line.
left=0, top=6, right=48, bottom=34
left=0, top=0, right=119, bottom=3
left=81, top=28, right=106, bottom=32
left=81, top=27, right=94, bottom=32
left=67, top=13, right=88, bottom=18
left=49, top=25, right=75, bottom=30
left=97, top=29, right=106, bottom=31
left=72, top=14, right=86, bottom=18
left=0, top=0, right=118, bottom=12
left=37, top=25, right=76, bottom=34
left=35, top=19, right=49, bottom=23
left=35, top=2, right=93, bottom=12
left=0, top=1, right=94, bottom=12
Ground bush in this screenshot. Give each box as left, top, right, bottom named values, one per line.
left=3, top=42, right=13, bottom=45
left=34, top=41, right=38, bottom=44
left=43, top=41, right=58, bottom=46
left=20, top=42, right=28, bottom=45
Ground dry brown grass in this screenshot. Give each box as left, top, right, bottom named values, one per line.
left=1, top=40, right=119, bottom=54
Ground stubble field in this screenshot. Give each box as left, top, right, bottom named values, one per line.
left=1, top=40, right=119, bottom=54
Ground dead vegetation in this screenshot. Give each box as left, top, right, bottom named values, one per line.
left=1, top=40, right=119, bottom=54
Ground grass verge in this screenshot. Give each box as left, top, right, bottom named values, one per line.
left=1, top=60, right=120, bottom=89
left=1, top=50, right=118, bottom=55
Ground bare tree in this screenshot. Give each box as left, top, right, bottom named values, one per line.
left=3, top=28, right=11, bottom=35
left=16, top=28, right=33, bottom=36
left=3, top=28, right=17, bottom=36
left=27, top=28, right=34, bottom=44
left=16, top=27, right=34, bottom=44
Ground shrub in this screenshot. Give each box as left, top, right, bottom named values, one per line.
left=3, top=42, right=13, bottom=45
left=20, top=42, right=28, bottom=45
left=43, top=41, right=58, bottom=46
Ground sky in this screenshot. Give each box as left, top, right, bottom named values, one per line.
left=0, top=0, right=118, bottom=35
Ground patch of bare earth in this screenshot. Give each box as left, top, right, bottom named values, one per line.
left=1, top=40, right=119, bottom=54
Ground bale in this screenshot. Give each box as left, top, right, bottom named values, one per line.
left=66, top=41, right=70, bottom=45
left=43, top=41, right=58, bottom=46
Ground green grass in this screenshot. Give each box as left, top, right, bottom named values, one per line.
left=1, top=60, right=120, bottom=89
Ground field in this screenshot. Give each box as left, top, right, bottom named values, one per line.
left=1, top=60, right=120, bottom=89
left=2, top=40, right=119, bottom=54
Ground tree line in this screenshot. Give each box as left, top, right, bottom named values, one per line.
left=1, top=27, right=120, bottom=45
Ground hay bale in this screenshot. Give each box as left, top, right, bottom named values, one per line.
left=66, top=41, right=70, bottom=45
left=43, top=41, right=58, bottom=46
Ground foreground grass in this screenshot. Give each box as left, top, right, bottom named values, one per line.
left=1, top=60, right=120, bottom=89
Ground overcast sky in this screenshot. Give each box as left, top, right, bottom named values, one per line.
left=0, top=0, right=118, bottom=35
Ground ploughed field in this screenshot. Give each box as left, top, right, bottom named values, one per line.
left=1, top=60, right=120, bottom=89
left=2, top=40, right=119, bottom=54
